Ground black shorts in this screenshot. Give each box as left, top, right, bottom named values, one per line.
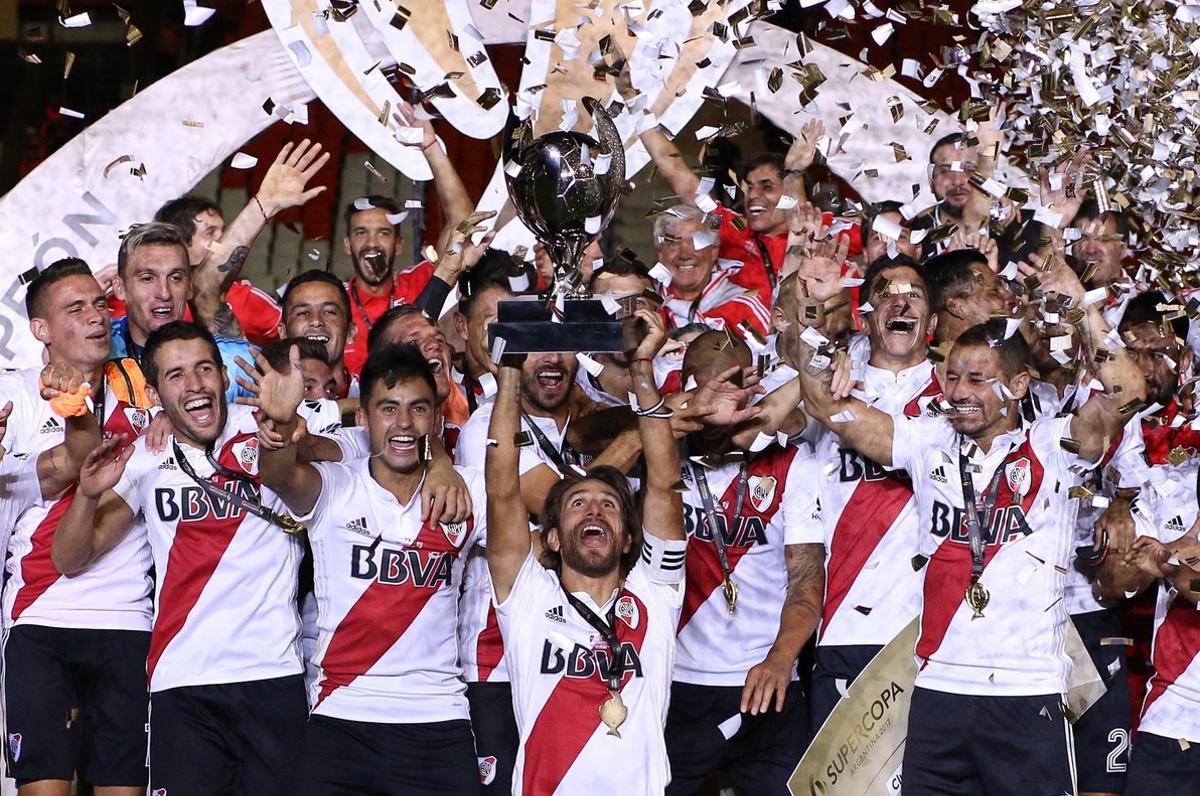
left=1070, top=608, right=1132, bottom=793
left=149, top=674, right=307, bottom=796
left=2, top=624, right=149, bottom=787
left=467, top=681, right=518, bottom=793
left=903, top=687, right=1075, bottom=796
left=664, top=681, right=808, bottom=796
left=809, top=644, right=883, bottom=735
left=1126, top=731, right=1200, bottom=796
left=291, top=714, right=481, bottom=795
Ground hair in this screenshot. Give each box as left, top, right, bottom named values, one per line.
left=116, top=222, right=189, bottom=278
left=928, top=131, right=967, bottom=164
left=153, top=195, right=222, bottom=245
left=1074, top=198, right=1131, bottom=240
left=540, top=465, right=642, bottom=578
left=861, top=255, right=926, bottom=298
left=343, top=195, right=404, bottom=231
left=669, top=322, right=712, bottom=340
left=653, top=204, right=707, bottom=242
left=735, top=151, right=785, bottom=183
left=142, top=321, right=223, bottom=388
left=953, top=318, right=1031, bottom=377
left=458, top=249, right=527, bottom=317
left=261, top=337, right=330, bottom=372
left=280, top=269, right=350, bottom=318
left=367, top=304, right=433, bottom=355
left=1119, top=290, right=1188, bottom=340
left=587, top=250, right=652, bottom=292
left=25, top=257, right=93, bottom=318
left=359, top=343, right=438, bottom=406
left=924, top=249, right=990, bottom=314
left=682, top=329, right=752, bottom=385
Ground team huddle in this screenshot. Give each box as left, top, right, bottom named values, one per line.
left=0, top=102, right=1196, bottom=796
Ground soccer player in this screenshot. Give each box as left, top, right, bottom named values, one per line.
left=485, top=309, right=688, bottom=795
left=796, top=251, right=1145, bottom=792
left=276, top=270, right=358, bottom=398
left=666, top=331, right=824, bottom=795
left=52, top=321, right=308, bottom=796
left=249, top=343, right=486, bottom=793
left=1, top=260, right=156, bottom=796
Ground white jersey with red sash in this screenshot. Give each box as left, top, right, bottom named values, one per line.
left=300, top=461, right=485, bottom=723
left=675, top=443, right=821, bottom=685
left=1131, top=456, right=1200, bottom=741
left=112, top=404, right=303, bottom=692
left=815, top=360, right=940, bottom=648
left=890, top=414, right=1090, bottom=696
left=497, top=535, right=684, bottom=796
left=0, top=367, right=154, bottom=631
left=659, top=269, right=771, bottom=340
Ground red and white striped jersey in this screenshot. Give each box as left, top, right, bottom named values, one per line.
left=675, top=444, right=821, bottom=686
left=815, top=360, right=940, bottom=648
left=112, top=404, right=303, bottom=692
left=455, top=402, right=573, bottom=685
left=660, top=269, right=771, bottom=340
left=0, top=368, right=154, bottom=632
left=1131, top=456, right=1200, bottom=741
left=497, top=538, right=683, bottom=796
left=301, top=460, right=485, bottom=723
left=891, top=414, right=1090, bottom=696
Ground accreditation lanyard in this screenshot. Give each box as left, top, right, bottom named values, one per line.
left=171, top=440, right=304, bottom=534
left=688, top=459, right=748, bottom=595
left=520, top=411, right=580, bottom=478
left=956, top=443, right=1010, bottom=582
left=562, top=587, right=626, bottom=692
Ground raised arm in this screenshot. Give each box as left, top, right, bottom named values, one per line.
left=797, top=344, right=896, bottom=467
left=615, top=63, right=701, bottom=203
left=51, top=436, right=137, bottom=575
left=236, top=345, right=323, bottom=517
left=33, top=363, right=103, bottom=498
left=630, top=310, right=683, bottom=541
left=192, top=140, right=330, bottom=337
left=396, top=102, right=474, bottom=226
left=487, top=358, right=531, bottom=603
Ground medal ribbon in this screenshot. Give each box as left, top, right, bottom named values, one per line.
left=561, top=588, right=626, bottom=692
left=172, top=439, right=304, bottom=534
left=520, top=411, right=581, bottom=478
left=688, top=459, right=749, bottom=591
left=956, top=443, right=1010, bottom=583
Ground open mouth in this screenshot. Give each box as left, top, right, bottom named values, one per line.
left=305, top=332, right=330, bottom=345
left=579, top=522, right=610, bottom=547
left=885, top=317, right=917, bottom=333
left=388, top=433, right=417, bottom=454
left=427, top=357, right=444, bottom=375
left=950, top=403, right=981, bottom=417
left=183, top=395, right=216, bottom=425
left=747, top=203, right=767, bottom=217
left=151, top=306, right=174, bottom=320
left=536, top=367, right=565, bottom=390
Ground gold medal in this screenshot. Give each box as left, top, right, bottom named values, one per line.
left=272, top=512, right=307, bottom=535
left=599, top=689, right=628, bottom=738
left=965, top=578, right=990, bottom=619
left=722, top=576, right=739, bottom=614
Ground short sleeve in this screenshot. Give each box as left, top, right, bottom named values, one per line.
left=638, top=528, right=687, bottom=586
left=626, top=559, right=684, bottom=617
left=887, top=413, right=945, bottom=475
left=111, top=439, right=153, bottom=516
left=333, top=427, right=370, bottom=462
left=1032, top=415, right=1095, bottom=475
left=454, top=411, right=489, bottom=469
left=296, top=461, right=340, bottom=538
left=0, top=454, right=42, bottom=529
left=782, top=446, right=824, bottom=546
left=494, top=550, right=558, bottom=617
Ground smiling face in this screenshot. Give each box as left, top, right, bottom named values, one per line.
left=521, top=352, right=578, bottom=414
left=280, top=281, right=353, bottom=365
left=373, top=313, right=452, bottom=402
left=149, top=338, right=229, bottom=447
left=866, top=265, right=934, bottom=364
left=943, top=343, right=1026, bottom=441
left=31, top=274, right=112, bottom=370
left=455, top=285, right=510, bottom=380
left=1073, top=215, right=1126, bottom=285
left=117, top=243, right=191, bottom=345
left=344, top=207, right=399, bottom=286
left=950, top=263, right=1019, bottom=329
left=930, top=141, right=977, bottom=216
left=743, top=164, right=788, bottom=235
left=358, top=374, right=437, bottom=476
left=657, top=217, right=718, bottom=300
left=546, top=478, right=631, bottom=578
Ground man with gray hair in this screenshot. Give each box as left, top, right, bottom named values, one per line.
left=653, top=205, right=771, bottom=341
left=109, top=222, right=254, bottom=403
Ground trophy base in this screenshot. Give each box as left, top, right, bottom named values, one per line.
left=488, top=297, right=638, bottom=354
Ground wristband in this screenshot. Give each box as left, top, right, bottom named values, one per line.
left=253, top=195, right=270, bottom=220
left=421, top=138, right=437, bottom=151
left=783, top=168, right=806, bottom=178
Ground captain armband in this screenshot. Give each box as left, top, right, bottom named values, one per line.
left=639, top=532, right=687, bottom=585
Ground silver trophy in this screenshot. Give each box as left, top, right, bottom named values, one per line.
left=489, top=97, right=639, bottom=353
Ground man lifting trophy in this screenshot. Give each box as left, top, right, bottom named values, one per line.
left=489, top=97, right=639, bottom=353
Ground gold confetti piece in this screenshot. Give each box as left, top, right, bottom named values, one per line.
left=362, top=161, right=388, bottom=183
left=1068, top=485, right=1094, bottom=500
left=125, top=24, right=142, bottom=46
left=63, top=51, right=75, bottom=79
left=103, top=155, right=133, bottom=178
left=1100, top=637, right=1134, bottom=646
left=911, top=555, right=929, bottom=571
left=181, top=120, right=204, bottom=128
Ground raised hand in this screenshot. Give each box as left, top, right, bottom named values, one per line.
left=947, top=227, right=999, bottom=273
left=787, top=201, right=828, bottom=246
left=234, top=346, right=304, bottom=425
left=785, top=119, right=825, bottom=173
left=394, top=101, right=437, bottom=150
left=689, top=365, right=764, bottom=428
left=255, top=140, right=331, bottom=218
left=1017, top=251, right=1085, bottom=308
left=796, top=235, right=851, bottom=305
left=630, top=307, right=668, bottom=363
left=1038, top=148, right=1091, bottom=228
left=437, top=210, right=497, bottom=279
left=39, top=362, right=90, bottom=402
left=78, top=434, right=133, bottom=499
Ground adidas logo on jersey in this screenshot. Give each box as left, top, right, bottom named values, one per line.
left=929, top=465, right=948, bottom=484
left=1166, top=515, right=1186, bottom=534
left=158, top=457, right=178, bottom=471
left=544, top=605, right=566, bottom=624
left=11, top=452, right=29, bottom=462
left=40, top=418, right=61, bottom=434
left=344, top=517, right=371, bottom=536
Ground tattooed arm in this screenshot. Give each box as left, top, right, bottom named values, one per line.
left=741, top=542, right=825, bottom=715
